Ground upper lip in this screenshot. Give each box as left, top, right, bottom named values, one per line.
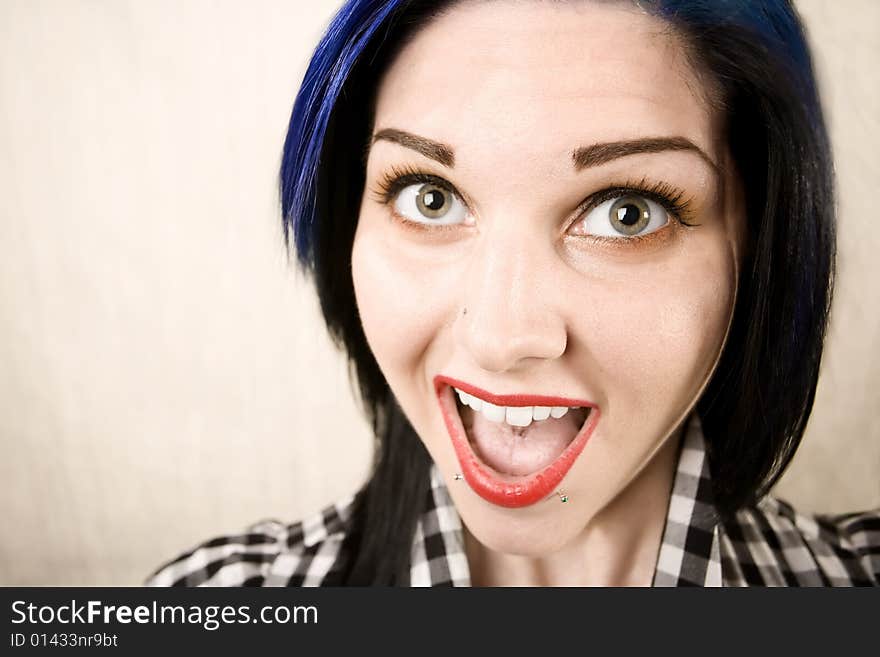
left=433, top=373, right=603, bottom=507
left=435, top=375, right=597, bottom=409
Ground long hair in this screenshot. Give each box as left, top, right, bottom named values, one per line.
left=280, top=0, right=835, bottom=584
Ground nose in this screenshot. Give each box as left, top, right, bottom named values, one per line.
left=456, top=226, right=568, bottom=373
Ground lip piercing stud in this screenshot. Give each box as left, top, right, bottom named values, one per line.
left=556, top=491, right=569, bottom=503
left=454, top=473, right=463, bottom=480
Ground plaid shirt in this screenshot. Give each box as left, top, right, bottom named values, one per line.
left=147, top=417, right=879, bottom=586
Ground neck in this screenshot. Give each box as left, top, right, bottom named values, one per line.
left=463, top=431, right=681, bottom=586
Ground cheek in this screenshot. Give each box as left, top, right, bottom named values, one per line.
left=350, top=217, right=452, bottom=382
left=580, top=240, right=737, bottom=420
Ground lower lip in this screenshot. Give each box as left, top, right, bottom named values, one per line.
left=434, top=379, right=601, bottom=508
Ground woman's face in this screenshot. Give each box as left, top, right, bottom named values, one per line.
left=352, top=0, right=743, bottom=555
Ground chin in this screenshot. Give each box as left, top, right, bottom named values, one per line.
left=459, top=500, right=588, bottom=557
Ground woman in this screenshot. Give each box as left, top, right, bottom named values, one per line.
left=148, top=0, right=879, bottom=586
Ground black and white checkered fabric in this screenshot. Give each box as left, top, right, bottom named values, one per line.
left=146, top=417, right=879, bottom=587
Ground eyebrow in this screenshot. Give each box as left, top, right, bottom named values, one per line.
left=372, top=128, right=455, bottom=168
left=370, top=128, right=718, bottom=174
left=572, top=136, right=719, bottom=174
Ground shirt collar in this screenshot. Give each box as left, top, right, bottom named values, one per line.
left=410, top=414, right=722, bottom=586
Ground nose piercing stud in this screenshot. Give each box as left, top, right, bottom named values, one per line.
left=556, top=491, right=569, bottom=503
left=454, top=473, right=463, bottom=480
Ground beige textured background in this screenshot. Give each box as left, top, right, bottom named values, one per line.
left=0, top=0, right=877, bottom=586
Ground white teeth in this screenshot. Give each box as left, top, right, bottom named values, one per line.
left=506, top=406, right=533, bottom=428
left=481, top=401, right=506, bottom=423
left=457, top=389, right=482, bottom=411
left=532, top=406, right=552, bottom=421
left=453, top=387, right=579, bottom=428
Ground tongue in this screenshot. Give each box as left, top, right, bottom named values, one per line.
left=465, top=408, right=585, bottom=476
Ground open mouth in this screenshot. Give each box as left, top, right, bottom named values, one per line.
left=433, top=375, right=600, bottom=508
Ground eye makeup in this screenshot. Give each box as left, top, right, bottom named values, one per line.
left=571, top=177, right=698, bottom=228
left=370, top=164, right=464, bottom=206
left=368, top=164, right=472, bottom=234
left=368, top=164, right=700, bottom=240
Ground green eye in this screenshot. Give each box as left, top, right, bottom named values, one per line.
left=394, top=182, right=468, bottom=225
left=415, top=184, right=453, bottom=219
left=574, top=194, right=668, bottom=238
left=609, top=196, right=652, bottom=236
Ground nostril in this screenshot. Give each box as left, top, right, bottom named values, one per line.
left=455, top=293, right=567, bottom=371
left=466, top=333, right=568, bottom=373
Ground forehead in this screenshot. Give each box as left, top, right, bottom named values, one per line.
left=373, top=1, right=717, bottom=165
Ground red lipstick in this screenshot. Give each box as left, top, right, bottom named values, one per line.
left=434, top=375, right=601, bottom=508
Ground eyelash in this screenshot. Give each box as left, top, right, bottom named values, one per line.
left=579, top=177, right=698, bottom=228
left=369, top=165, right=699, bottom=231
left=371, top=164, right=457, bottom=205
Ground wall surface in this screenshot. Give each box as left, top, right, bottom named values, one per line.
left=1, top=0, right=877, bottom=585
